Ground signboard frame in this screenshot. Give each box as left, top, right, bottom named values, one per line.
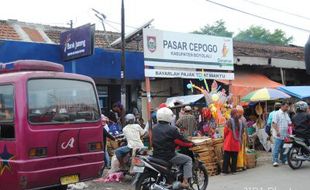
left=60, top=24, right=95, bottom=61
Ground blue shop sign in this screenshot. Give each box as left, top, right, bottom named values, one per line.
left=60, top=24, right=95, bottom=61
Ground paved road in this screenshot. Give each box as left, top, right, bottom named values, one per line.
left=82, top=152, right=310, bottom=190
left=208, top=156, right=310, bottom=190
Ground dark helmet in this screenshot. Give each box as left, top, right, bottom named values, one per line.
left=295, top=101, right=309, bottom=112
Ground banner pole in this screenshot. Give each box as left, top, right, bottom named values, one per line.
left=145, top=76, right=152, bottom=149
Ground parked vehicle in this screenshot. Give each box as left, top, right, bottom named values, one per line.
left=286, top=135, right=310, bottom=169
left=132, top=147, right=209, bottom=190
left=0, top=60, right=103, bottom=190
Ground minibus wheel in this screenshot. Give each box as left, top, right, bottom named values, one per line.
left=45, top=185, right=67, bottom=190
left=57, top=185, right=68, bottom=190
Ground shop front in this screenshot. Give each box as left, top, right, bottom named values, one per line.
left=0, top=40, right=145, bottom=112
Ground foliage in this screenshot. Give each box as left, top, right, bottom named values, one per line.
left=193, top=19, right=233, bottom=37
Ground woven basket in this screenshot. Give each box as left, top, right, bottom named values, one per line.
left=246, top=153, right=257, bottom=169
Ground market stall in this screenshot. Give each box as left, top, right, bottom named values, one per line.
left=165, top=94, right=205, bottom=108
left=277, top=86, right=310, bottom=99
left=240, top=88, right=291, bottom=152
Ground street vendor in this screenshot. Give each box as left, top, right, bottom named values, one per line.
left=236, top=105, right=248, bottom=171
left=176, top=105, right=198, bottom=137
left=198, top=107, right=217, bottom=137
left=222, top=108, right=242, bottom=174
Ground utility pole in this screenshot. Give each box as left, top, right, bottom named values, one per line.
left=120, top=0, right=126, bottom=110
left=67, top=20, right=76, bottom=73
left=68, top=20, right=73, bottom=29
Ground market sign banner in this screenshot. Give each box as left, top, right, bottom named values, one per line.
left=145, top=68, right=234, bottom=80
left=60, top=24, right=95, bottom=61
left=143, top=28, right=234, bottom=71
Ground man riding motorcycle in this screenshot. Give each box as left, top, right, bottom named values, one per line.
left=292, top=101, right=310, bottom=159
left=152, top=107, right=193, bottom=189
left=114, top=114, right=147, bottom=168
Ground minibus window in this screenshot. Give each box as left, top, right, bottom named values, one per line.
left=28, top=79, right=100, bottom=124
left=0, top=85, right=15, bottom=139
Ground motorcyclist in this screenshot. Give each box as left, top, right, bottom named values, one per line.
left=114, top=114, right=148, bottom=168
left=152, top=107, right=193, bottom=189
left=292, top=101, right=310, bottom=158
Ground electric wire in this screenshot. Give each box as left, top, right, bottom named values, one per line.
left=241, top=0, right=310, bottom=21
left=205, top=0, right=310, bottom=32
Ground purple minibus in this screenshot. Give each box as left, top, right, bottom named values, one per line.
left=0, top=60, right=103, bottom=190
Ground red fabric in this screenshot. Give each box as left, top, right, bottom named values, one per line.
left=218, top=72, right=283, bottom=104
left=159, top=103, right=167, bottom=108
left=174, top=139, right=193, bottom=147
left=223, top=126, right=240, bottom=152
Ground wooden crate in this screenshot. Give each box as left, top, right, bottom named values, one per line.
left=206, top=165, right=219, bottom=176
left=212, top=138, right=224, bottom=145
left=213, top=143, right=223, bottom=161
left=198, top=150, right=215, bottom=157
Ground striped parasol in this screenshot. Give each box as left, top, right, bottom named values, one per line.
left=241, top=88, right=291, bottom=102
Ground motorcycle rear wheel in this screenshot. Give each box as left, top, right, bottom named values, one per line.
left=288, top=146, right=303, bottom=170
left=135, top=171, right=158, bottom=190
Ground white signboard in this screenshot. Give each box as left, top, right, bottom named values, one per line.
left=145, top=69, right=234, bottom=80
left=143, top=28, right=234, bottom=71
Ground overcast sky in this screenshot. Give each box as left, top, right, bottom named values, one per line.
left=1, top=0, right=310, bottom=46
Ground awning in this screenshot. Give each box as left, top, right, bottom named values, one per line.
left=218, top=73, right=283, bottom=103
left=277, top=86, right=310, bottom=99
left=165, top=94, right=204, bottom=107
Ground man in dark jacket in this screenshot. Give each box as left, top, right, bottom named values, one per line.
left=292, top=101, right=310, bottom=141
left=292, top=101, right=310, bottom=159
left=152, top=107, right=193, bottom=189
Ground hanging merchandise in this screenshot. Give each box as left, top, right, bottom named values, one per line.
left=255, top=103, right=264, bottom=129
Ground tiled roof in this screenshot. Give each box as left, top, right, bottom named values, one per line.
left=44, top=27, right=121, bottom=48
left=0, top=20, right=20, bottom=40
left=22, top=27, right=45, bottom=42
left=0, top=19, right=305, bottom=60
left=233, top=41, right=304, bottom=61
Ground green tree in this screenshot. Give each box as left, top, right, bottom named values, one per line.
left=234, top=26, right=293, bottom=45
left=193, top=19, right=233, bottom=37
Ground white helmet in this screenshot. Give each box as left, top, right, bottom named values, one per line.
left=156, top=107, right=174, bottom=123
left=125, top=114, right=136, bottom=124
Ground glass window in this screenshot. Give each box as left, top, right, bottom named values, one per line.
left=0, top=85, right=15, bottom=139
left=28, top=79, right=100, bottom=124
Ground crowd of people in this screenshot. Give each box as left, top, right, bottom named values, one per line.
left=100, top=99, right=310, bottom=181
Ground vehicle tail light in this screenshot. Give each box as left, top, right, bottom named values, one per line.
left=132, top=157, right=144, bottom=167
left=88, top=142, right=103, bottom=152
left=28, top=147, right=47, bottom=159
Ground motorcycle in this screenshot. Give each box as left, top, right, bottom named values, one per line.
left=132, top=147, right=209, bottom=190
left=286, top=135, right=310, bottom=169
left=113, top=134, right=149, bottom=174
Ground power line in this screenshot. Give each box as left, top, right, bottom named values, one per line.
left=104, top=21, right=121, bottom=32
left=205, top=0, right=310, bottom=33
left=242, top=0, right=310, bottom=21
left=105, top=19, right=138, bottom=29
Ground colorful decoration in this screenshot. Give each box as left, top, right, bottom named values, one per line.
left=211, top=94, right=219, bottom=102
left=186, top=77, right=234, bottom=138
left=201, top=69, right=210, bottom=92
left=0, top=145, right=14, bottom=175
